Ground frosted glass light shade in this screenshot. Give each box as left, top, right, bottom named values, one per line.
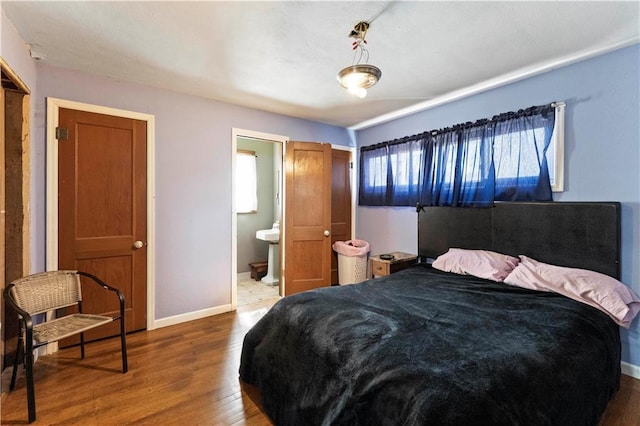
left=337, top=64, right=382, bottom=91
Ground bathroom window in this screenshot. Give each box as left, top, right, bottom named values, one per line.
left=236, top=150, right=258, bottom=213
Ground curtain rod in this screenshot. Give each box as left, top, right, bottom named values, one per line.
left=362, top=101, right=565, bottom=151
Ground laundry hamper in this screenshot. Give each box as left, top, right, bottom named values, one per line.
left=332, top=239, right=370, bottom=285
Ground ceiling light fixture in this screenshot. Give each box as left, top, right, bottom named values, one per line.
left=337, top=21, right=381, bottom=98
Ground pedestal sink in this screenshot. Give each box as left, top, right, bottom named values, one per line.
left=256, top=227, right=280, bottom=285
left=256, top=228, right=279, bottom=242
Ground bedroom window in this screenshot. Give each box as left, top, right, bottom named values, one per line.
left=359, top=139, right=425, bottom=205
left=359, top=102, right=564, bottom=207
left=387, top=139, right=425, bottom=205
left=236, top=150, right=258, bottom=213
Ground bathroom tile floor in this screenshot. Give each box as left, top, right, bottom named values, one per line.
left=238, top=277, right=280, bottom=306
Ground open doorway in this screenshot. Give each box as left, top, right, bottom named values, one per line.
left=232, top=129, right=287, bottom=308
left=231, top=130, right=357, bottom=307
left=1, top=59, right=31, bottom=371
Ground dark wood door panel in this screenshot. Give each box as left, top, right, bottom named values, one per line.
left=331, top=150, right=352, bottom=284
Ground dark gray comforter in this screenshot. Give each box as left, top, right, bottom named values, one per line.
left=239, top=265, right=621, bottom=425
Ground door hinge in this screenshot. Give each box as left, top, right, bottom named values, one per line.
left=349, top=162, right=354, bottom=169
left=56, top=127, right=68, bottom=140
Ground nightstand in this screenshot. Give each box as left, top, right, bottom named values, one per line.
left=370, top=252, right=417, bottom=278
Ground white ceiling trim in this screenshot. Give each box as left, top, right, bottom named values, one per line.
left=350, top=37, right=640, bottom=131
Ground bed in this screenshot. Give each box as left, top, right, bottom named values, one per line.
left=239, top=202, right=625, bottom=425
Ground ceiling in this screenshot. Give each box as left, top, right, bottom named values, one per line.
left=3, top=1, right=639, bottom=129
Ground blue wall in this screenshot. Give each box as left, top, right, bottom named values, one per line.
left=356, top=44, right=640, bottom=366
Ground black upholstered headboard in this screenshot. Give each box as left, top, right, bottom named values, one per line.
left=418, top=202, right=621, bottom=279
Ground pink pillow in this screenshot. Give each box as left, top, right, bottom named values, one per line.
left=504, top=255, right=640, bottom=328
left=432, top=248, right=520, bottom=282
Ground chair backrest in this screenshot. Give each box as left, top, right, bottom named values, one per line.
left=9, top=271, right=83, bottom=315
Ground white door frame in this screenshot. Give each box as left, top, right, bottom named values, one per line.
left=45, top=97, right=157, bottom=331
left=231, top=129, right=357, bottom=308
left=231, top=128, right=288, bottom=309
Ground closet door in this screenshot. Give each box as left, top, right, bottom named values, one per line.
left=58, top=108, right=147, bottom=340
left=330, top=149, right=352, bottom=284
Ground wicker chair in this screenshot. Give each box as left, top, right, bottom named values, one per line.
left=3, top=270, right=128, bottom=423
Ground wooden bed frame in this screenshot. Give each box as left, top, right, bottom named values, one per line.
left=417, top=201, right=621, bottom=279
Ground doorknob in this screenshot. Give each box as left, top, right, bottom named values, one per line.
left=133, top=240, right=145, bottom=249
left=324, top=230, right=330, bottom=237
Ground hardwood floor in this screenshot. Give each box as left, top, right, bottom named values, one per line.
left=600, top=373, right=640, bottom=426
left=1, top=298, right=279, bottom=425
left=2, top=297, right=639, bottom=425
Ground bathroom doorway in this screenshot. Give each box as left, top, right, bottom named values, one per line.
left=232, top=129, right=286, bottom=308
left=231, top=129, right=357, bottom=307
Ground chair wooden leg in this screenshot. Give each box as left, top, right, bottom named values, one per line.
left=10, top=331, right=24, bottom=390
left=24, top=330, right=36, bottom=423
left=120, top=318, right=128, bottom=373
left=80, top=332, right=85, bottom=359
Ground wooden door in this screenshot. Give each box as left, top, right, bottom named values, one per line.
left=284, top=141, right=332, bottom=296
left=331, top=150, right=352, bottom=284
left=1, top=84, right=4, bottom=369
left=58, top=108, right=147, bottom=339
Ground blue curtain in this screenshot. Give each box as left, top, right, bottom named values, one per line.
left=492, top=106, right=555, bottom=201
left=420, top=130, right=456, bottom=206
left=359, top=104, right=556, bottom=207
left=388, top=138, right=425, bottom=205
left=456, top=123, right=495, bottom=206
left=359, top=137, right=426, bottom=206
left=359, top=143, right=389, bottom=206
left=418, top=123, right=494, bottom=207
